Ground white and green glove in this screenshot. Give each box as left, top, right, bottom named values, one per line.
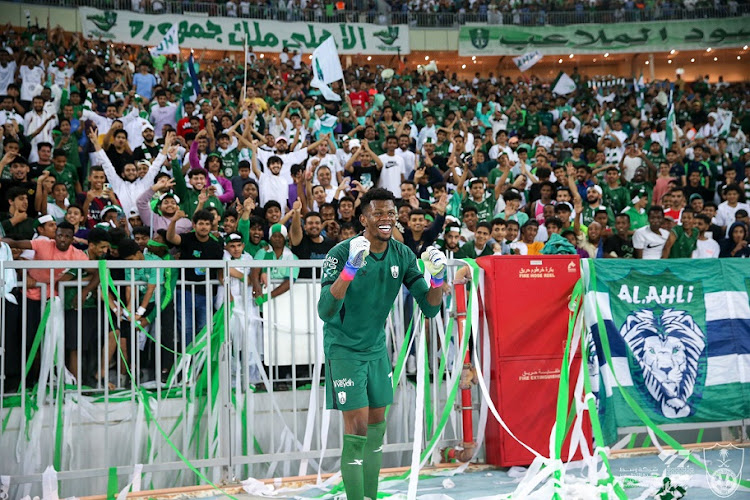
left=421, top=245, right=447, bottom=288
left=341, top=235, right=370, bottom=281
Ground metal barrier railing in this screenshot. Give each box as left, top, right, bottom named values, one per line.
left=17, top=0, right=750, bottom=26
left=0, top=258, right=475, bottom=498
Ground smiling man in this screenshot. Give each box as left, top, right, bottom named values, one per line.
left=318, top=188, right=446, bottom=500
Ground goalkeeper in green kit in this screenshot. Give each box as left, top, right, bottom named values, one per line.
left=318, top=188, right=447, bottom=500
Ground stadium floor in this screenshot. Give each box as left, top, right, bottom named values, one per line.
left=196, top=451, right=750, bottom=499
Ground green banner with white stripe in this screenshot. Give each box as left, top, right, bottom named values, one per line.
left=459, top=18, right=750, bottom=56
left=583, top=260, right=750, bottom=445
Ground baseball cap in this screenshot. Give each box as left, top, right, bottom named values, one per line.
left=587, top=185, right=603, bottom=196
left=142, top=123, right=154, bottom=131
left=128, top=209, right=140, bottom=219
left=349, top=138, right=361, bottom=149
left=275, top=136, right=288, bottom=144
left=270, top=223, right=288, bottom=239
left=689, top=193, right=703, bottom=202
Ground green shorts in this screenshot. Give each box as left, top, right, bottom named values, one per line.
left=325, top=353, right=393, bottom=411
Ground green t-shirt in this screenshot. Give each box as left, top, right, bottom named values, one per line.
left=455, top=242, right=493, bottom=259
left=124, top=265, right=160, bottom=304
left=434, top=140, right=450, bottom=158
left=53, top=131, right=81, bottom=169
left=621, top=206, right=648, bottom=230
left=462, top=193, right=496, bottom=223
left=601, top=184, right=631, bottom=215
left=582, top=204, right=615, bottom=228
left=320, top=238, right=439, bottom=360
left=219, top=148, right=240, bottom=178
left=45, top=163, right=79, bottom=203
left=254, top=247, right=299, bottom=280
left=669, top=226, right=698, bottom=258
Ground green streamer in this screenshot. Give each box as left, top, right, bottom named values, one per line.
left=107, top=466, right=118, bottom=500
left=97, top=261, right=239, bottom=500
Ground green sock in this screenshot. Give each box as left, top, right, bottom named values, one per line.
left=341, top=434, right=367, bottom=500
left=363, top=421, right=387, bottom=500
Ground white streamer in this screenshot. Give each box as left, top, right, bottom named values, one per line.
left=407, top=320, right=426, bottom=500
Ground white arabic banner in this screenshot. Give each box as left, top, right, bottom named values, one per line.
left=79, top=7, right=409, bottom=55
left=459, top=18, right=750, bottom=56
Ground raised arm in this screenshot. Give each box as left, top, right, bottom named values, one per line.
left=166, top=209, right=186, bottom=246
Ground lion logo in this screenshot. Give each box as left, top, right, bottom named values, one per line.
left=620, top=308, right=705, bottom=419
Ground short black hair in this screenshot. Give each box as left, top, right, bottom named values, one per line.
left=263, top=200, right=282, bottom=213
left=648, top=205, right=664, bottom=216
left=462, top=206, right=478, bottom=216
left=491, top=217, right=507, bottom=228
left=615, top=212, right=631, bottom=222
left=53, top=148, right=67, bottom=158
left=6, top=186, right=28, bottom=201
left=192, top=209, right=214, bottom=223
left=476, top=221, right=492, bottom=232
left=290, top=163, right=305, bottom=177
left=248, top=215, right=265, bottom=229
left=545, top=216, right=563, bottom=229
left=723, top=183, right=742, bottom=195
left=132, top=226, right=150, bottom=237
left=57, top=221, right=75, bottom=232
left=88, top=227, right=112, bottom=244
left=304, top=211, right=322, bottom=223
left=409, top=208, right=427, bottom=218
left=359, top=187, right=396, bottom=214
left=118, top=239, right=141, bottom=259
left=694, top=213, right=711, bottom=225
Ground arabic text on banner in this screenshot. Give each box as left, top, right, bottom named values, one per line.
left=79, top=7, right=410, bottom=55
left=459, top=18, right=750, bottom=56
left=582, top=259, right=750, bottom=445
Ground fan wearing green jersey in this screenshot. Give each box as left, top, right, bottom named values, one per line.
left=318, top=188, right=446, bottom=500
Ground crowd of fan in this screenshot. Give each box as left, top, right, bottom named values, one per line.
left=1, top=24, right=749, bottom=390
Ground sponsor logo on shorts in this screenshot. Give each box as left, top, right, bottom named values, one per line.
left=333, top=377, right=354, bottom=388
left=338, top=391, right=347, bottom=405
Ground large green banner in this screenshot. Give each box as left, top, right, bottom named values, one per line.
left=459, top=18, right=750, bottom=56
left=78, top=7, right=409, bottom=54
left=582, top=259, right=750, bottom=445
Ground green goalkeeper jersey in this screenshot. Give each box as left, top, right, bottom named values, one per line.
left=318, top=237, right=441, bottom=361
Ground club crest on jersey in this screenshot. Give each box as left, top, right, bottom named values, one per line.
left=337, top=391, right=347, bottom=405
left=391, top=265, right=399, bottom=279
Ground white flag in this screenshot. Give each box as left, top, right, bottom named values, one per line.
left=150, top=25, right=180, bottom=56
left=512, top=50, right=542, bottom=72
left=552, top=72, right=576, bottom=95
left=310, top=37, right=344, bottom=101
